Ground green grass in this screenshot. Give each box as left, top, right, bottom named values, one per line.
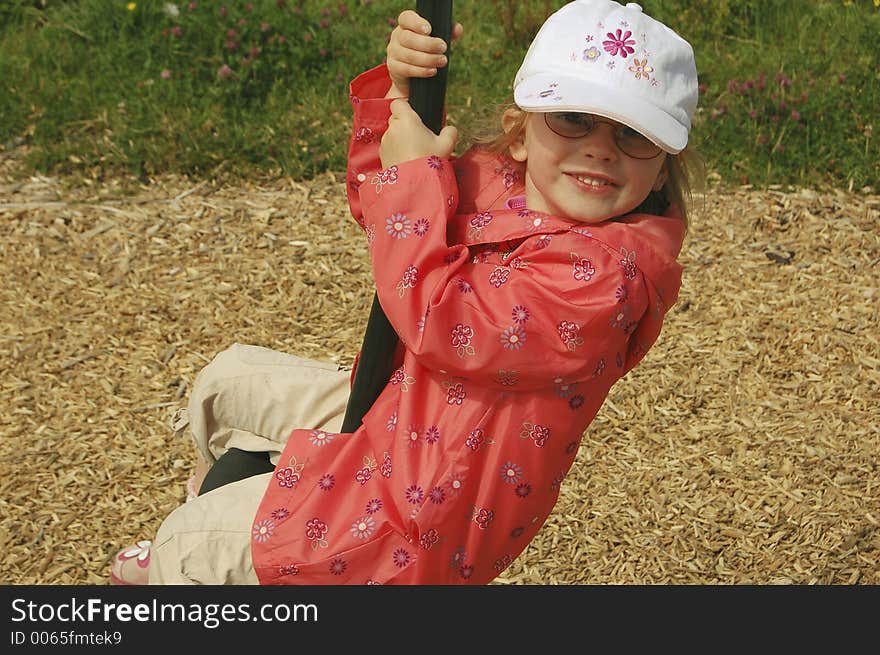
left=1, top=0, right=878, bottom=190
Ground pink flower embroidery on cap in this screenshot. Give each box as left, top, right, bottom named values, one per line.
left=603, top=29, right=636, bottom=58
left=602, top=29, right=636, bottom=59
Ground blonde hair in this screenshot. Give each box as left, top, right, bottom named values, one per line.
left=471, top=102, right=705, bottom=227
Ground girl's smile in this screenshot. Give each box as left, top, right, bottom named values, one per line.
left=565, top=171, right=618, bottom=193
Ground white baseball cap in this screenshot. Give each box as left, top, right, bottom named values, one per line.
left=513, top=0, right=698, bottom=154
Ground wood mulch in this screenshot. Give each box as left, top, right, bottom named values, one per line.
left=1, top=150, right=877, bottom=585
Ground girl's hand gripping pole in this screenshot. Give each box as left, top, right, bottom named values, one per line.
left=341, top=1, right=454, bottom=433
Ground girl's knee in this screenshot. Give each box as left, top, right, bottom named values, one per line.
left=190, top=343, right=249, bottom=392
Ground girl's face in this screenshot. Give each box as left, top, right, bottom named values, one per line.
left=505, top=111, right=668, bottom=224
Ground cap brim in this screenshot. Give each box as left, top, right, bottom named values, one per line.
left=514, top=72, right=689, bottom=154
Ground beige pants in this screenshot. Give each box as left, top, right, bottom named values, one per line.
left=149, top=343, right=351, bottom=584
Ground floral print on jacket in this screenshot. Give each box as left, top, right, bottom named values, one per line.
left=250, top=64, right=685, bottom=585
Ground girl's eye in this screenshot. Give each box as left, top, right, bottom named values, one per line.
left=619, top=126, right=647, bottom=141
left=560, top=113, right=591, bottom=128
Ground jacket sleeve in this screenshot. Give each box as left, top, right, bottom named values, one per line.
left=357, top=157, right=679, bottom=390
left=345, top=64, right=402, bottom=228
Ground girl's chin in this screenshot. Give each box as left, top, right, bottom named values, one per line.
left=555, top=197, right=618, bottom=224
left=524, top=187, right=624, bottom=224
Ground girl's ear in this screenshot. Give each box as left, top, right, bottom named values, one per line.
left=652, top=159, right=669, bottom=191
left=502, top=108, right=528, bottom=163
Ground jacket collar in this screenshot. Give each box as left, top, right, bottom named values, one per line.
left=450, top=147, right=580, bottom=245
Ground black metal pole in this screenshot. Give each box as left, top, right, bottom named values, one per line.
left=341, top=1, right=453, bottom=433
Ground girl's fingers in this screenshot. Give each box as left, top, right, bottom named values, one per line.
left=388, top=61, right=437, bottom=80
left=389, top=98, right=413, bottom=116
left=396, top=9, right=430, bottom=34
left=388, top=10, right=460, bottom=86
left=389, top=44, right=447, bottom=70
left=398, top=9, right=464, bottom=42
left=397, top=28, right=448, bottom=55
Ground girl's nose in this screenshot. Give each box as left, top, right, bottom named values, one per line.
left=580, top=123, right=619, bottom=160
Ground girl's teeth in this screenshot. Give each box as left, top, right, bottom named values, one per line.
left=575, top=175, right=609, bottom=187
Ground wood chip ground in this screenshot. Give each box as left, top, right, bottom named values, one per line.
left=1, top=151, right=877, bottom=585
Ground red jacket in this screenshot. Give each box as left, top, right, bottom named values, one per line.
left=251, top=65, right=684, bottom=584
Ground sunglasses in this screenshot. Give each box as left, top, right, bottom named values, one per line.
left=543, top=112, right=663, bottom=160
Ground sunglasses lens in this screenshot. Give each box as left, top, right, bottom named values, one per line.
left=545, top=112, right=593, bottom=138
left=544, top=113, right=662, bottom=159
left=615, top=127, right=661, bottom=158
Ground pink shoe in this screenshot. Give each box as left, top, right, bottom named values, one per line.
left=109, top=540, right=152, bottom=585
left=186, top=475, right=199, bottom=502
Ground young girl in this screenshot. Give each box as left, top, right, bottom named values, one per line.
left=111, top=0, right=702, bottom=585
